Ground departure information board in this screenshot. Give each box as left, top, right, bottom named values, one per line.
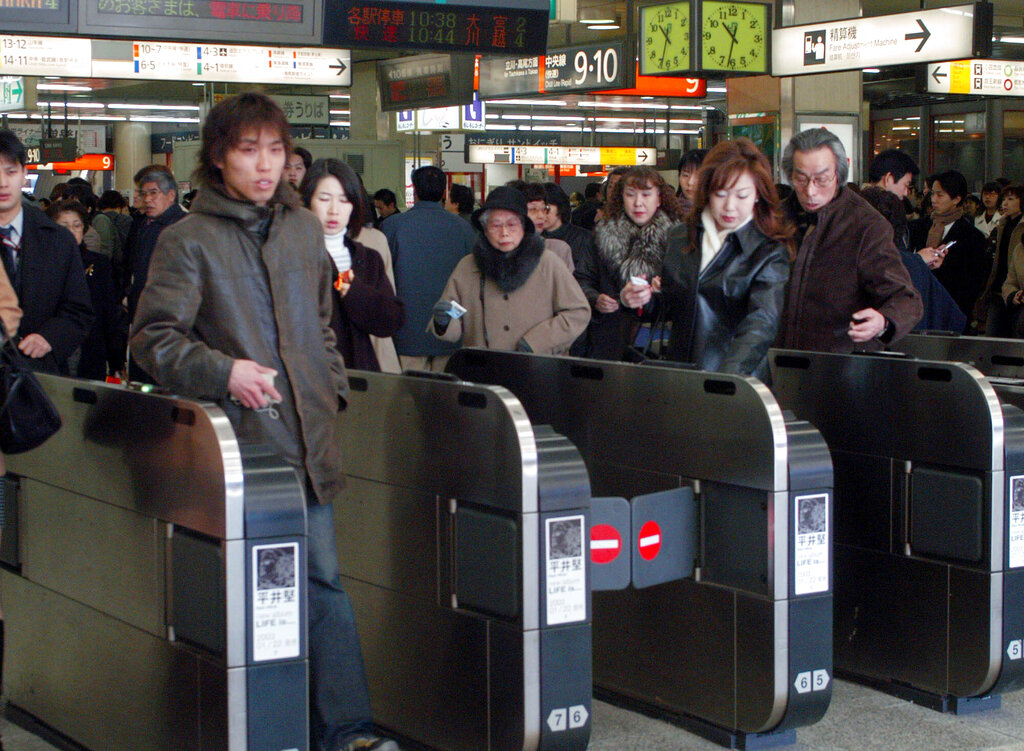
left=326, top=0, right=548, bottom=55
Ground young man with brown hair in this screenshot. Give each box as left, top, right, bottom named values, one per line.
left=131, top=92, right=398, bottom=751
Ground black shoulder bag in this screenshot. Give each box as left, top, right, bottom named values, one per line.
left=0, top=319, right=62, bottom=454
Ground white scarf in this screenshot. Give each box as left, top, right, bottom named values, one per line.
left=700, top=208, right=751, bottom=272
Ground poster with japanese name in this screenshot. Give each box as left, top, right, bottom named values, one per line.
left=794, top=493, right=829, bottom=595
left=545, top=515, right=586, bottom=626
left=1010, top=475, right=1024, bottom=568
left=252, top=542, right=301, bottom=661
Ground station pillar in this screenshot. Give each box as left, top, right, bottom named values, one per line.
left=113, top=121, right=152, bottom=194
left=349, top=61, right=394, bottom=142
left=726, top=0, right=864, bottom=180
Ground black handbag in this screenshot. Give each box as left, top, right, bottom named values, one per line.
left=0, top=320, right=62, bottom=454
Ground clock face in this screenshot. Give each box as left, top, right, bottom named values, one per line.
left=700, top=0, right=769, bottom=74
left=640, top=2, right=692, bottom=76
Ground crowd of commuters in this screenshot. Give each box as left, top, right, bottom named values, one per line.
left=4, top=95, right=1024, bottom=750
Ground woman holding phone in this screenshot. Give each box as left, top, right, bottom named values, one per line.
left=621, top=138, right=794, bottom=379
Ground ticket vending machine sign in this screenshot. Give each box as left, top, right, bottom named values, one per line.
left=631, top=487, right=696, bottom=589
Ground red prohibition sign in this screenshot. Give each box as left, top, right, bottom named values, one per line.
left=638, top=520, right=662, bottom=561
left=590, top=524, right=622, bottom=564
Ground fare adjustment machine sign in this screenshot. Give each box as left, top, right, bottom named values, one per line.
left=772, top=1, right=992, bottom=76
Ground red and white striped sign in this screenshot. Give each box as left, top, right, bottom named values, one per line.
left=638, top=520, right=662, bottom=561
left=590, top=524, right=622, bottom=565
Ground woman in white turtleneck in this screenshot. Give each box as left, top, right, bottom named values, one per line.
left=621, top=138, right=794, bottom=380
left=300, top=158, right=404, bottom=371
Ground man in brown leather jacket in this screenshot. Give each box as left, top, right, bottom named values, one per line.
left=778, top=128, right=922, bottom=352
left=131, top=93, right=399, bottom=751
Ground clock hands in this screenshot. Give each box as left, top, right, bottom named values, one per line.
left=658, top=23, right=673, bottom=68
left=723, top=21, right=739, bottom=66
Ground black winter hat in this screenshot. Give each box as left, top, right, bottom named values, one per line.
left=472, top=185, right=535, bottom=235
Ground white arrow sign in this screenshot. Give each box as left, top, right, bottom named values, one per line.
left=773, top=5, right=977, bottom=76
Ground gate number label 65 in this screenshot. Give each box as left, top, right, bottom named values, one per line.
left=794, top=669, right=830, bottom=694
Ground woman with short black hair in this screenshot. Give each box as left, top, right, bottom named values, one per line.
left=300, top=159, right=404, bottom=370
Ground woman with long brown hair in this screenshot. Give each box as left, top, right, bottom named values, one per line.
left=622, top=137, right=793, bottom=378
left=576, top=165, right=682, bottom=360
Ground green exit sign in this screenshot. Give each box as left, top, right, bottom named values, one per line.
left=0, top=77, right=25, bottom=112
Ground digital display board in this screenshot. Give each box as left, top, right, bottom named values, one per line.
left=80, top=0, right=320, bottom=45
left=0, top=0, right=76, bottom=34
left=378, top=53, right=475, bottom=112
left=326, top=0, right=548, bottom=55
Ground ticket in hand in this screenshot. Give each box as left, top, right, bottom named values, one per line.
left=448, top=300, right=468, bottom=319
left=630, top=275, right=650, bottom=286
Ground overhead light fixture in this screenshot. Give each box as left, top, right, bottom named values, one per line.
left=485, top=99, right=567, bottom=106
left=330, top=121, right=351, bottom=127
left=579, top=8, right=615, bottom=25
left=109, top=103, right=201, bottom=111
left=38, top=101, right=105, bottom=109
left=329, top=94, right=351, bottom=99
left=36, top=84, right=92, bottom=92
left=192, top=82, right=205, bottom=87
left=588, top=22, right=619, bottom=29
left=1000, top=35, right=1024, bottom=44
left=863, top=68, right=881, bottom=73
left=706, top=87, right=727, bottom=93
left=130, top=116, right=201, bottom=123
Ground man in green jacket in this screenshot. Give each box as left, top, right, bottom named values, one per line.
left=131, top=92, right=398, bottom=751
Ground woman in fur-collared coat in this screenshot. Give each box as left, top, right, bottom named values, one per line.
left=575, top=166, right=683, bottom=360
left=430, top=186, right=590, bottom=354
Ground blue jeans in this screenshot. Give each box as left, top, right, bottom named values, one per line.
left=307, top=503, right=374, bottom=751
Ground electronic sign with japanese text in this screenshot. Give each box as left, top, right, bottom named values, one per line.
left=0, top=0, right=76, bottom=34
left=378, top=53, right=475, bottom=112
left=80, top=0, right=321, bottom=45
left=325, top=0, right=549, bottom=55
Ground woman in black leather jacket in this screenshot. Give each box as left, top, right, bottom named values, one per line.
left=621, top=138, right=794, bottom=379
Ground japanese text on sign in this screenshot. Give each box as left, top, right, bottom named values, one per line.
left=794, top=493, right=829, bottom=595
left=252, top=542, right=301, bottom=662
left=95, top=0, right=302, bottom=22
left=546, top=515, right=586, bottom=626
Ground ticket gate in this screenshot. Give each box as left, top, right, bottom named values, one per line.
left=0, top=375, right=309, bottom=750
left=446, top=349, right=834, bottom=749
left=897, top=333, right=1024, bottom=378
left=333, top=371, right=593, bottom=751
left=770, top=350, right=1024, bottom=713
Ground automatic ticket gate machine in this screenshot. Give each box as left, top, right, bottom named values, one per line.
left=897, top=333, right=1024, bottom=378
left=447, top=349, right=835, bottom=750
left=0, top=375, right=309, bottom=750
left=770, top=349, right=1024, bottom=713
left=333, top=371, right=593, bottom=751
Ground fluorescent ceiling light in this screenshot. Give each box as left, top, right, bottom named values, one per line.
left=707, top=87, right=727, bottom=93
left=38, top=101, right=104, bottom=109
left=485, top=99, right=567, bottom=106
left=1001, top=36, right=1024, bottom=44
left=530, top=114, right=585, bottom=121
left=484, top=124, right=518, bottom=130
left=329, top=94, right=350, bottom=99
left=329, top=109, right=349, bottom=115
left=109, top=103, right=201, bottom=111
left=130, top=116, right=201, bottom=123
left=28, top=114, right=125, bottom=121
left=330, top=121, right=351, bottom=127
left=36, top=84, right=92, bottom=92
left=863, top=68, right=881, bottom=73
left=578, top=101, right=669, bottom=110
left=192, top=82, right=205, bottom=87
left=588, top=23, right=619, bottom=29
left=501, top=114, right=532, bottom=120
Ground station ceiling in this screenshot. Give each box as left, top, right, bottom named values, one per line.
left=15, top=0, right=1024, bottom=141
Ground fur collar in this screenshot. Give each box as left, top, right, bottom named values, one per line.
left=473, top=233, right=545, bottom=293
left=595, top=211, right=674, bottom=284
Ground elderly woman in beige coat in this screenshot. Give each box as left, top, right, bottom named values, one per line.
left=430, top=186, right=589, bottom=354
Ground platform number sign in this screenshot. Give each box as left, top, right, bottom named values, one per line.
left=547, top=704, right=589, bottom=732
left=1008, top=639, right=1023, bottom=661
left=1010, top=474, right=1024, bottom=568
left=794, top=669, right=830, bottom=694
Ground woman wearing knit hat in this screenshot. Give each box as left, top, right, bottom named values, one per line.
left=429, top=186, right=590, bottom=354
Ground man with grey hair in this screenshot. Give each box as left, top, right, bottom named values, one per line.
left=779, top=128, right=921, bottom=352
left=124, top=164, right=185, bottom=380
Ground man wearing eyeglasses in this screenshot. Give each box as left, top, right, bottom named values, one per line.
left=123, top=165, right=186, bottom=380
left=778, top=128, right=922, bottom=352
